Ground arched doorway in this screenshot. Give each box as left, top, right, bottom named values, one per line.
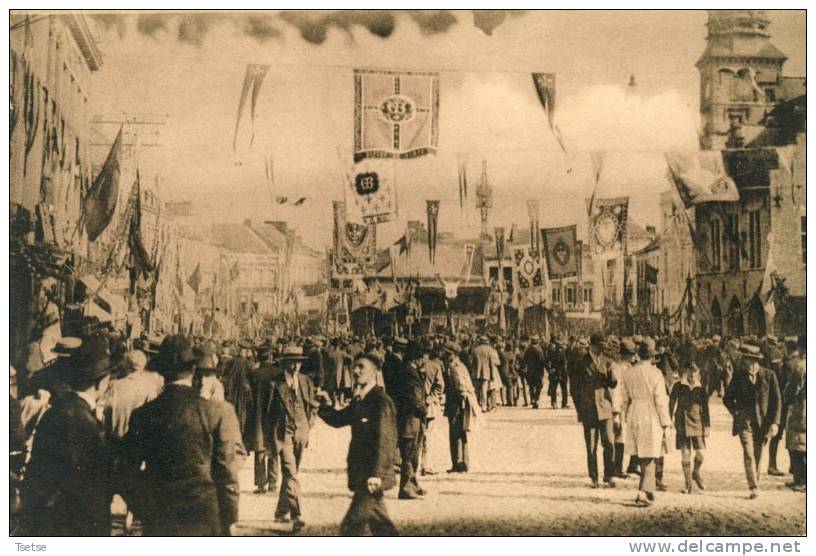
left=747, top=294, right=767, bottom=337
left=727, top=296, right=744, bottom=337
left=710, top=297, right=723, bottom=336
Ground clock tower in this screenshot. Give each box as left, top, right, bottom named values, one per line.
left=697, top=10, right=788, bottom=149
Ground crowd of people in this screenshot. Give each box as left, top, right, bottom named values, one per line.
left=9, top=326, right=807, bottom=536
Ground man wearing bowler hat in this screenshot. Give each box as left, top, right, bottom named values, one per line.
left=23, top=335, right=115, bottom=536
left=267, top=344, right=318, bottom=532
left=122, top=334, right=246, bottom=535
left=723, top=343, right=782, bottom=499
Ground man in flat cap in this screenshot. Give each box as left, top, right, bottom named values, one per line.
left=22, top=335, right=115, bottom=536
left=441, top=341, right=480, bottom=473
left=723, top=344, right=782, bottom=499
left=121, top=335, right=246, bottom=535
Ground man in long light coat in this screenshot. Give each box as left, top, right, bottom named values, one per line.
left=620, top=338, right=671, bottom=506
left=472, top=336, right=499, bottom=412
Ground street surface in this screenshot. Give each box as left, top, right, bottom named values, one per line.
left=115, top=397, right=805, bottom=536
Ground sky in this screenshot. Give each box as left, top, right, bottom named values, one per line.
left=85, top=10, right=806, bottom=249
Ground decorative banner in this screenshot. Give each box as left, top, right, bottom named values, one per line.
left=233, top=64, right=270, bottom=153
left=512, top=246, right=545, bottom=290
left=587, top=150, right=605, bottom=216
left=457, top=153, right=469, bottom=212
left=83, top=127, right=123, bottom=241
left=531, top=72, right=567, bottom=153
left=353, top=68, right=440, bottom=162
left=588, top=197, right=629, bottom=258
left=665, top=151, right=739, bottom=208
left=426, top=200, right=440, bottom=264
left=541, top=225, right=579, bottom=279
left=332, top=201, right=378, bottom=284
left=463, top=243, right=475, bottom=282
left=526, top=200, right=540, bottom=254
left=494, top=226, right=506, bottom=265
left=343, top=157, right=397, bottom=224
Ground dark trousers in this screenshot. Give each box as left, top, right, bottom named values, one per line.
left=768, top=405, right=788, bottom=471
left=517, top=375, right=530, bottom=406
left=504, top=380, right=517, bottom=407
left=447, top=412, right=469, bottom=470
left=275, top=435, right=304, bottom=518
left=582, top=419, right=615, bottom=482
left=254, top=449, right=278, bottom=489
left=340, top=490, right=398, bottom=536
left=789, top=450, right=806, bottom=485
left=738, top=428, right=766, bottom=490
left=614, top=442, right=626, bottom=476
left=529, top=377, right=544, bottom=407
left=399, top=435, right=421, bottom=494
left=475, top=379, right=489, bottom=409
left=548, top=374, right=569, bottom=407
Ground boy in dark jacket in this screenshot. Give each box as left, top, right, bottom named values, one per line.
left=669, top=363, right=710, bottom=493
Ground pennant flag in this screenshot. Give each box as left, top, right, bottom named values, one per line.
left=83, top=127, right=123, bottom=241
left=353, top=68, right=440, bottom=162
left=526, top=200, right=540, bottom=254
left=588, top=197, right=629, bottom=258
left=128, top=168, right=154, bottom=276
left=531, top=72, right=567, bottom=153
left=665, top=151, right=739, bottom=208
left=541, top=225, right=579, bottom=279
left=760, top=233, right=777, bottom=320
left=343, top=156, right=397, bottom=224
left=587, top=150, right=605, bottom=217
left=187, top=262, right=202, bottom=293
left=233, top=64, right=270, bottom=153
left=427, top=200, right=440, bottom=264
left=463, top=243, right=475, bottom=282
left=494, top=225, right=506, bottom=264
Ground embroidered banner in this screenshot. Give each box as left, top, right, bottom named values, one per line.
left=512, top=246, right=545, bottom=290
left=588, top=197, right=629, bottom=258
left=343, top=157, right=397, bottom=224
left=353, top=68, right=440, bottom=162
left=541, top=225, right=579, bottom=279
left=332, top=201, right=377, bottom=288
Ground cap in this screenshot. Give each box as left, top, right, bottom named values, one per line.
left=620, top=339, right=637, bottom=356
left=278, top=344, right=309, bottom=361
left=739, top=344, right=764, bottom=360
left=442, top=341, right=462, bottom=354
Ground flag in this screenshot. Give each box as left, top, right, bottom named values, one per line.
left=128, top=168, right=154, bottom=276
left=512, top=246, right=545, bottom=290
left=541, top=225, right=579, bottom=279
left=342, top=156, right=397, bottom=224
left=463, top=243, right=475, bottom=282
left=531, top=72, right=567, bottom=153
left=233, top=64, right=270, bottom=153
left=588, top=197, right=629, bottom=258
left=760, top=233, right=777, bottom=320
left=457, top=153, right=469, bottom=212
left=333, top=201, right=378, bottom=278
left=665, top=151, right=739, bottom=208
left=588, top=150, right=605, bottom=216
left=427, top=200, right=440, bottom=264
left=494, top=225, right=506, bottom=270
left=526, top=200, right=540, bottom=254
left=353, top=68, right=440, bottom=162
left=187, top=262, right=202, bottom=293
left=83, top=126, right=123, bottom=241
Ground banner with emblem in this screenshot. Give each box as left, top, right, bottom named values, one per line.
left=341, top=155, right=398, bottom=224
left=332, top=201, right=377, bottom=289
left=588, top=197, right=629, bottom=258
left=512, top=246, right=546, bottom=291
left=541, top=225, right=578, bottom=279
left=353, top=68, right=440, bottom=162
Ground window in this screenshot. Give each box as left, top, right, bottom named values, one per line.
left=727, top=213, right=741, bottom=270
left=583, top=286, right=592, bottom=304
left=765, top=88, right=776, bottom=103
left=552, top=286, right=561, bottom=305
left=748, top=210, right=762, bottom=268
left=565, top=285, right=576, bottom=306
left=802, top=216, right=807, bottom=264
left=710, top=218, right=722, bottom=271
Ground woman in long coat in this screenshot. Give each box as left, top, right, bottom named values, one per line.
left=620, top=338, right=671, bottom=506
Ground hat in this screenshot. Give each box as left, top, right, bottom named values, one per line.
left=638, top=337, right=657, bottom=358
left=157, top=335, right=197, bottom=375
left=739, top=344, right=764, bottom=360
left=632, top=334, right=644, bottom=344
left=238, top=339, right=252, bottom=350
left=392, top=337, right=409, bottom=351
left=278, top=344, right=309, bottom=361
left=53, top=337, right=82, bottom=357
left=712, top=334, right=721, bottom=343
left=590, top=333, right=606, bottom=347
left=442, top=341, right=462, bottom=354
left=478, top=335, right=490, bottom=344
left=194, top=345, right=218, bottom=369
left=71, top=336, right=115, bottom=383
left=577, top=338, right=589, bottom=348
left=620, top=339, right=637, bottom=357
left=529, top=335, right=541, bottom=344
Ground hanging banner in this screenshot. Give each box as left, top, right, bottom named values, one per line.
left=353, top=68, right=440, bottom=162
left=588, top=197, right=629, bottom=258
left=665, top=151, right=739, bottom=208
left=494, top=225, right=506, bottom=264
left=541, top=225, right=579, bottom=279
left=512, top=246, right=545, bottom=290
left=463, top=243, right=475, bottom=282
left=343, top=157, right=397, bottom=224
left=531, top=72, right=567, bottom=153
left=526, top=200, right=540, bottom=254
left=332, top=201, right=377, bottom=287
left=233, top=64, right=270, bottom=153
left=457, top=153, right=469, bottom=212
left=427, top=200, right=440, bottom=264
left=83, top=127, right=123, bottom=241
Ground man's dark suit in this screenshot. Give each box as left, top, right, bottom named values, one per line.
left=266, top=371, right=317, bottom=519
left=319, top=385, right=398, bottom=536
left=248, top=361, right=281, bottom=491
left=521, top=344, right=546, bottom=407
left=723, top=366, right=781, bottom=490
left=569, top=349, right=618, bottom=483
left=392, top=360, right=426, bottom=496
left=23, top=392, right=113, bottom=536
left=122, top=384, right=245, bottom=536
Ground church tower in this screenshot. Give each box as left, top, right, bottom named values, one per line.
left=697, top=10, right=788, bottom=149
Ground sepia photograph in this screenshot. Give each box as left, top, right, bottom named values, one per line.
left=6, top=5, right=808, bottom=544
